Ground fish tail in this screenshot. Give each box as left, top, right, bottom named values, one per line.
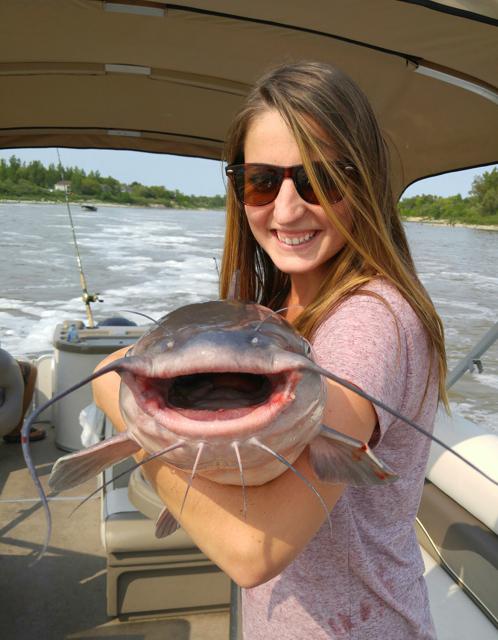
left=20, top=433, right=51, bottom=566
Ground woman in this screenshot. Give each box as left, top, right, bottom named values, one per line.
left=94, top=62, right=447, bottom=639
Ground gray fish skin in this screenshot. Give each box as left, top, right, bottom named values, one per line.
left=118, top=300, right=327, bottom=485
left=49, top=299, right=394, bottom=494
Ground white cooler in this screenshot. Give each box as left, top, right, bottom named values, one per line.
left=52, top=321, right=148, bottom=451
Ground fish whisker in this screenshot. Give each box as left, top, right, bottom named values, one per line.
left=232, top=442, right=247, bottom=519
left=307, top=361, right=498, bottom=487
left=119, top=310, right=160, bottom=325
left=249, top=437, right=332, bottom=535
left=69, top=441, right=185, bottom=518
left=179, top=442, right=204, bottom=516
left=21, top=357, right=131, bottom=565
left=253, top=305, right=302, bottom=333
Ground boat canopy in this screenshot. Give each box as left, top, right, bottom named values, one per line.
left=0, top=0, right=496, bottom=196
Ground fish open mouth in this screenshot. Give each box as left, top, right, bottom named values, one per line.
left=123, top=368, right=300, bottom=437
left=168, top=372, right=273, bottom=410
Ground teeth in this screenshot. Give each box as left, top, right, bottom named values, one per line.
left=276, top=231, right=317, bottom=246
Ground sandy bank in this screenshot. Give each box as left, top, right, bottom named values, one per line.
left=403, top=217, right=498, bottom=232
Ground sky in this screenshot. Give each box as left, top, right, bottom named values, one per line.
left=0, top=147, right=494, bottom=199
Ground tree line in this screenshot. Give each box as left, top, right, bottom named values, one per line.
left=0, top=156, right=496, bottom=224
left=0, top=156, right=226, bottom=210
left=398, top=168, right=497, bottom=226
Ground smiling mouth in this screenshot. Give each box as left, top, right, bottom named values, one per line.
left=274, top=230, right=319, bottom=246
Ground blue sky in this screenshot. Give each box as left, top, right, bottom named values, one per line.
left=0, top=147, right=494, bottom=199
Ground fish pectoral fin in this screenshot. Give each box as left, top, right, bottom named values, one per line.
left=308, top=425, right=398, bottom=486
left=155, top=506, right=180, bottom=538
left=49, top=432, right=141, bottom=491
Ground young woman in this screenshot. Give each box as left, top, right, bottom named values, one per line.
left=94, top=62, right=447, bottom=639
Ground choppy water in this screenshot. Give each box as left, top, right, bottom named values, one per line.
left=0, top=202, right=496, bottom=432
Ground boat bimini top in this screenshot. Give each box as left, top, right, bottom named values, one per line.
left=0, top=0, right=496, bottom=197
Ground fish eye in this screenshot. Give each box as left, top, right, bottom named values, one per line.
left=302, top=338, right=312, bottom=356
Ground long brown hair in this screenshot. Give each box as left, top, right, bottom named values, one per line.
left=220, top=61, right=448, bottom=407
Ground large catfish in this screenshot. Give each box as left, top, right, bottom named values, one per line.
left=21, top=298, right=494, bottom=562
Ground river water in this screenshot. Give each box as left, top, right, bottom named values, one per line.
left=0, top=202, right=496, bottom=432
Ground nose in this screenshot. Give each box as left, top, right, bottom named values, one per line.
left=272, top=175, right=307, bottom=225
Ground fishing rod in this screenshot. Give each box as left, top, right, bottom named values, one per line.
left=56, top=148, right=101, bottom=328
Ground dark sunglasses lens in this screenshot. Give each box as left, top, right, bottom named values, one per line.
left=229, top=163, right=346, bottom=206
left=295, top=165, right=343, bottom=204
left=294, top=166, right=319, bottom=204
left=236, top=165, right=280, bottom=205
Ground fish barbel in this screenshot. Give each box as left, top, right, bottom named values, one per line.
left=21, top=298, right=496, bottom=562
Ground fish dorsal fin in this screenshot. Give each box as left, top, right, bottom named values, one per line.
left=227, top=270, right=241, bottom=301
left=155, top=506, right=180, bottom=537
left=49, top=432, right=141, bottom=491
left=309, top=425, right=398, bottom=486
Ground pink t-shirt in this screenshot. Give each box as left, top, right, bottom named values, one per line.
left=242, top=279, right=439, bottom=639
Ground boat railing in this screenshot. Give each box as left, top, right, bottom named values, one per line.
left=446, top=321, right=498, bottom=389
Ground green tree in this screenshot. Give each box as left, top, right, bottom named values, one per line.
left=25, top=160, right=46, bottom=186
left=0, top=159, right=8, bottom=181
left=0, top=154, right=228, bottom=210
left=8, top=155, right=22, bottom=179
left=46, top=163, right=61, bottom=187
left=80, top=177, right=102, bottom=196
left=470, top=168, right=498, bottom=216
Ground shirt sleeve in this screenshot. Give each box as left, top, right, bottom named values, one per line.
left=311, top=293, right=408, bottom=445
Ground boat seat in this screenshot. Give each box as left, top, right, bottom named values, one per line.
left=421, top=546, right=498, bottom=639
left=0, top=348, right=27, bottom=437
left=100, top=417, right=231, bottom=618
left=416, top=479, right=498, bottom=630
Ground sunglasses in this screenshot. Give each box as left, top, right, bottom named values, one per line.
left=225, top=162, right=354, bottom=207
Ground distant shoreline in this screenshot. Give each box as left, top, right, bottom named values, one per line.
left=0, top=198, right=225, bottom=211
left=1, top=200, right=496, bottom=229
left=402, top=216, right=498, bottom=231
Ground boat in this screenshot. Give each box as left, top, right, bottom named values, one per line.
left=81, top=204, right=98, bottom=212
left=0, top=2, right=496, bottom=638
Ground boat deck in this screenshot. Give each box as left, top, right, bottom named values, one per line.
left=2, top=415, right=497, bottom=639
left=0, top=424, right=229, bottom=639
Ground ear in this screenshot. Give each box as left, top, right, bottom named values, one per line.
left=49, top=432, right=141, bottom=491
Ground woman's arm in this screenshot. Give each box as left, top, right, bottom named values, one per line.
left=92, top=348, right=376, bottom=587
